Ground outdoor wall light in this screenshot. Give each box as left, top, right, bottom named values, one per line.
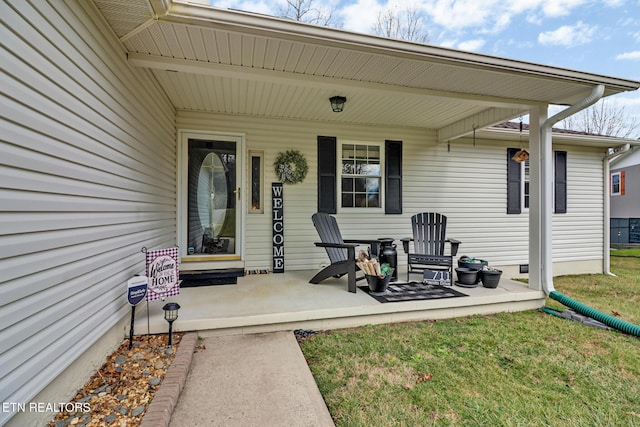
left=329, top=96, right=347, bottom=112
left=162, top=302, right=180, bottom=345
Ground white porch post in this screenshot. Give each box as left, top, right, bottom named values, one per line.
left=527, top=105, right=550, bottom=292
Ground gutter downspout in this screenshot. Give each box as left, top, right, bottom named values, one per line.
left=604, top=143, right=631, bottom=275
left=539, top=84, right=605, bottom=295
left=535, top=88, right=640, bottom=337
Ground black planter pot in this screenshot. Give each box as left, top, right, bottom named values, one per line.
left=481, top=270, right=502, bottom=288
left=366, top=271, right=394, bottom=294
left=457, top=258, right=488, bottom=284
left=455, top=268, right=478, bottom=287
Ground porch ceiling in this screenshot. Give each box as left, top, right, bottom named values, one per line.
left=93, top=0, right=640, bottom=138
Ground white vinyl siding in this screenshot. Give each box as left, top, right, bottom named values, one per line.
left=177, top=112, right=606, bottom=272
left=1, top=1, right=176, bottom=422
left=553, top=149, right=604, bottom=262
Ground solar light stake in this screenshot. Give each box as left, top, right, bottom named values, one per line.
left=162, top=302, right=180, bottom=345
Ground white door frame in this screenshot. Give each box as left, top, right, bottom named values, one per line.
left=177, top=130, right=245, bottom=270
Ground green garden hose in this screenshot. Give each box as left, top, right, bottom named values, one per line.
left=549, top=291, right=640, bottom=337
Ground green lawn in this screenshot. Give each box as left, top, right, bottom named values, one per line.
left=300, top=255, right=640, bottom=426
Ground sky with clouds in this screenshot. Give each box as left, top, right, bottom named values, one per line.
left=212, top=0, right=640, bottom=135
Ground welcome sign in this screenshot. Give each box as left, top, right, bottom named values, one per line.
left=146, top=247, right=180, bottom=301
left=272, top=183, right=284, bottom=273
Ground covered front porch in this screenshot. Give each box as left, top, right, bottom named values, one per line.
left=133, top=271, right=545, bottom=337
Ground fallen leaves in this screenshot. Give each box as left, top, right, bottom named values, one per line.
left=403, top=372, right=433, bottom=390
left=416, top=373, right=433, bottom=384
left=48, top=333, right=182, bottom=427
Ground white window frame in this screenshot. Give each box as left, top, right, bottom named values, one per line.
left=337, top=140, right=384, bottom=212
left=611, top=171, right=621, bottom=196
left=521, top=159, right=530, bottom=212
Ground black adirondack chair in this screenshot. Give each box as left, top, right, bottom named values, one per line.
left=310, top=212, right=380, bottom=293
left=401, top=212, right=461, bottom=282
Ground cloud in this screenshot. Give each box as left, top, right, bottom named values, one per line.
left=340, top=0, right=385, bottom=34
left=424, top=0, right=497, bottom=30
left=540, top=0, right=589, bottom=17
left=211, top=0, right=279, bottom=15
left=616, top=51, right=640, bottom=60
left=457, top=39, right=486, bottom=51
left=538, top=21, right=597, bottom=46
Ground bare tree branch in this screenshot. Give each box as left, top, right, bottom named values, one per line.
left=561, top=99, right=639, bottom=139
left=278, top=0, right=342, bottom=27
left=372, top=4, right=428, bottom=43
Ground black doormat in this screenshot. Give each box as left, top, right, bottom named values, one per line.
left=358, top=281, right=468, bottom=303
left=179, top=268, right=244, bottom=287
left=180, top=277, right=237, bottom=287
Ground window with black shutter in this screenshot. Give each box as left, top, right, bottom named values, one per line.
left=317, top=136, right=337, bottom=213
left=317, top=137, right=402, bottom=214
left=507, top=148, right=567, bottom=214
left=385, top=140, right=402, bottom=214
left=554, top=151, right=567, bottom=213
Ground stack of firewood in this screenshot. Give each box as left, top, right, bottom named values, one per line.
left=357, top=250, right=384, bottom=277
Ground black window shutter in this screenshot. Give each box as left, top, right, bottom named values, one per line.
left=317, top=136, right=337, bottom=213
left=385, top=140, right=402, bottom=214
left=554, top=151, right=567, bottom=214
left=507, top=148, right=521, bottom=214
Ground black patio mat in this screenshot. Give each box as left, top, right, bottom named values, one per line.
left=358, top=281, right=468, bottom=303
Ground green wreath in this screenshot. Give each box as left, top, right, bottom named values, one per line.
left=274, top=150, right=308, bottom=184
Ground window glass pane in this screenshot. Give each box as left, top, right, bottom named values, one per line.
left=342, top=161, right=354, bottom=174
left=612, top=174, right=620, bottom=194
left=368, top=145, right=380, bottom=161
left=355, top=194, right=367, bottom=207
left=523, top=159, right=530, bottom=210
left=187, top=139, right=236, bottom=255
left=355, top=145, right=367, bottom=159
left=361, top=163, right=380, bottom=175
left=250, top=154, right=262, bottom=212
left=342, top=177, right=353, bottom=192
left=366, top=178, right=379, bottom=194
left=342, top=144, right=355, bottom=159
left=342, top=193, right=353, bottom=207
left=340, top=143, right=382, bottom=209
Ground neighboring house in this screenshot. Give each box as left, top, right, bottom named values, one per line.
left=2, top=1, right=639, bottom=425
left=610, top=146, right=640, bottom=245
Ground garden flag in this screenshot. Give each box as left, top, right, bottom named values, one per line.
left=145, top=247, right=180, bottom=301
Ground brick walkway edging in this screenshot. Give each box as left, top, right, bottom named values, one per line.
left=139, top=332, right=198, bottom=427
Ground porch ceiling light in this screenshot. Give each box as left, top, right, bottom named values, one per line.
left=329, top=96, right=347, bottom=112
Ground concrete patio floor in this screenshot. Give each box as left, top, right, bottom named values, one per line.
left=132, top=270, right=545, bottom=337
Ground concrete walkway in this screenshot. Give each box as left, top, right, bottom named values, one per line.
left=168, top=331, right=335, bottom=427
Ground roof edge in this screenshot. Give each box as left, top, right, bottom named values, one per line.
left=168, top=1, right=640, bottom=93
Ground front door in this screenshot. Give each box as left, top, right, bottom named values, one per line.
left=179, top=132, right=243, bottom=261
